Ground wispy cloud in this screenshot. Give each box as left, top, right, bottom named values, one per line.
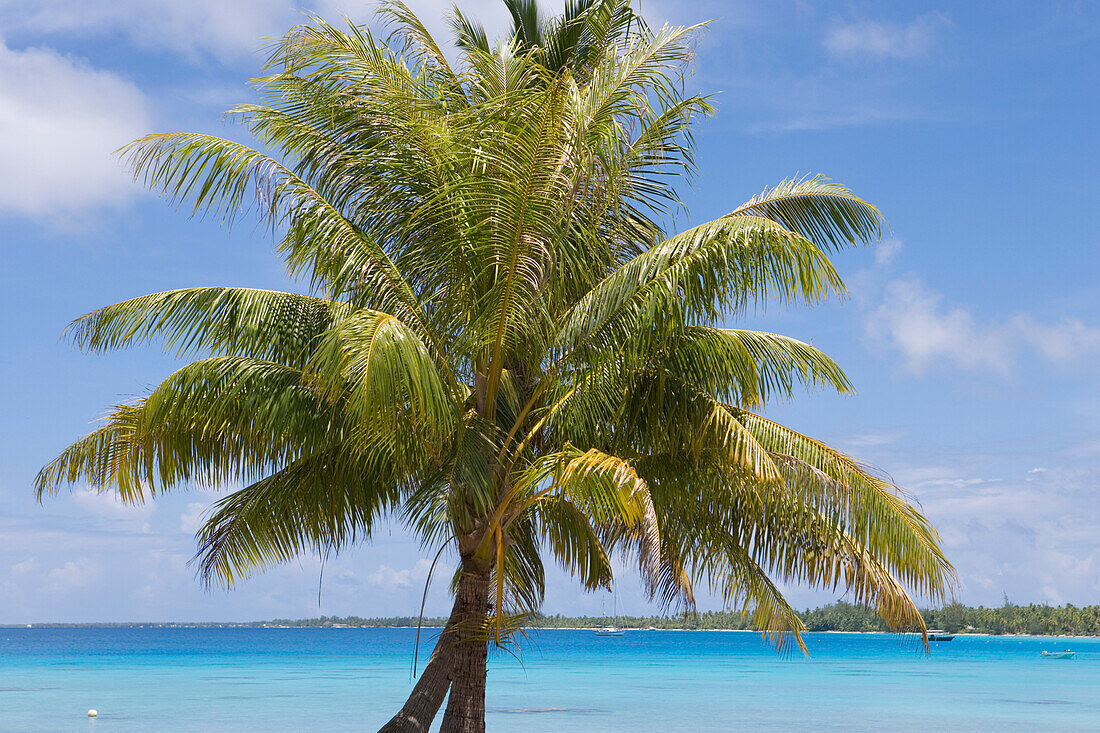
left=907, top=463, right=1100, bottom=602
left=179, top=503, right=207, bottom=534
left=865, top=277, right=1100, bottom=375
left=865, top=278, right=1014, bottom=375
left=824, top=12, right=951, bottom=60
left=0, top=39, right=151, bottom=219
left=1014, top=314, right=1100, bottom=365
left=367, top=559, right=432, bottom=590
left=72, top=489, right=153, bottom=523
left=1, top=0, right=520, bottom=63
left=10, top=557, right=40, bottom=576
left=873, top=238, right=904, bottom=268
left=752, top=108, right=924, bottom=133
left=844, top=432, right=899, bottom=448
left=4, top=0, right=292, bottom=61
left=43, top=557, right=102, bottom=594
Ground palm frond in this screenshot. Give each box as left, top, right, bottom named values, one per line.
left=305, top=309, right=456, bottom=451
left=194, top=449, right=402, bottom=587
left=36, top=356, right=348, bottom=500
left=120, top=133, right=426, bottom=330
left=737, top=410, right=955, bottom=604
left=731, top=175, right=885, bottom=251
left=554, top=215, right=845, bottom=368
left=509, top=446, right=661, bottom=595
left=66, top=287, right=349, bottom=367
left=377, top=0, right=457, bottom=78
left=669, top=327, right=853, bottom=407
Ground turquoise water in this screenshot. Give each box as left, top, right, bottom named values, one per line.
left=2, top=628, right=1098, bottom=731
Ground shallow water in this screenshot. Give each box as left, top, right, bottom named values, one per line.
left=1, top=627, right=1098, bottom=731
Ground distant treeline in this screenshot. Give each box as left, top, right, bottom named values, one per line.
left=13, top=601, right=1100, bottom=636
left=265, top=600, right=1100, bottom=636
left=802, top=601, right=1100, bottom=636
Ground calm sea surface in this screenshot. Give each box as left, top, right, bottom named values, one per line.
left=1, top=627, right=1098, bottom=731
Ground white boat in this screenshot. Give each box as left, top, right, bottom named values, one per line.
left=594, top=626, right=626, bottom=636
left=595, top=586, right=626, bottom=636
left=1040, top=650, right=1075, bottom=659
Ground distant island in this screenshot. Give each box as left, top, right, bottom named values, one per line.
left=9, top=601, right=1100, bottom=636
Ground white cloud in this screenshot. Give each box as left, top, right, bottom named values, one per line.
left=0, top=39, right=151, bottom=218
left=367, top=558, right=432, bottom=590
left=844, top=432, right=898, bottom=448
left=2, top=0, right=526, bottom=63
left=865, top=278, right=1013, bottom=375
left=914, top=477, right=993, bottom=490
left=10, top=557, right=39, bottom=576
left=874, top=238, right=903, bottom=268
left=180, top=503, right=207, bottom=534
left=43, top=557, right=101, bottom=593
left=72, top=488, right=153, bottom=521
left=907, top=463, right=1100, bottom=603
left=1065, top=440, right=1100, bottom=459
left=752, top=108, right=921, bottom=133
left=1012, top=314, right=1100, bottom=365
left=6, top=0, right=292, bottom=61
left=824, top=12, right=951, bottom=60
left=865, top=277, right=1100, bottom=375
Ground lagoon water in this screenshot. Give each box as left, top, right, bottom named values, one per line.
left=2, top=627, right=1098, bottom=731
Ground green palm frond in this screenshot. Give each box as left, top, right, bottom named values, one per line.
left=448, top=6, right=492, bottom=55
left=505, top=0, right=545, bottom=50
left=679, top=327, right=853, bottom=406
left=505, top=446, right=660, bottom=594
left=36, top=355, right=348, bottom=501
left=66, top=288, right=349, bottom=367
left=36, top=403, right=147, bottom=502
left=714, top=547, right=809, bottom=655
left=376, top=0, right=457, bottom=78
left=555, top=216, right=845, bottom=367
left=305, top=309, right=456, bottom=452
left=737, top=411, right=954, bottom=603
left=194, top=449, right=403, bottom=587
left=53, top=358, right=332, bottom=493
left=732, top=175, right=885, bottom=251
left=121, top=133, right=427, bottom=330
left=535, top=495, right=614, bottom=591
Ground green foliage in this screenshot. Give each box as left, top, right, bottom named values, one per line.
left=18, top=601, right=1100, bottom=637
left=36, top=0, right=953, bottom=657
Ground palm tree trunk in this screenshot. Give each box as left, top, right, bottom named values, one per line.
left=377, top=616, right=456, bottom=733
left=379, top=561, right=490, bottom=733
left=438, top=563, right=491, bottom=733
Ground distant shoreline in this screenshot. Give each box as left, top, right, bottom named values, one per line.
left=8, top=600, right=1100, bottom=638
left=4, top=624, right=1100, bottom=640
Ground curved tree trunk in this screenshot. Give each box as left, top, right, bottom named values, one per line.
left=379, top=560, right=491, bottom=733
left=377, top=612, right=457, bottom=732
left=439, top=564, right=491, bottom=733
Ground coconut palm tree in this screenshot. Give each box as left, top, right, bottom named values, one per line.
left=36, top=2, right=953, bottom=732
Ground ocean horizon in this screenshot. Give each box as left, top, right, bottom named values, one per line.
left=2, top=627, right=1098, bottom=731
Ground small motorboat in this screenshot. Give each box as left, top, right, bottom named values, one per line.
left=927, top=630, right=955, bottom=642
left=1040, top=650, right=1075, bottom=659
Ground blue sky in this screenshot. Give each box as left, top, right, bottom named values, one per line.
left=1, top=0, right=1098, bottom=623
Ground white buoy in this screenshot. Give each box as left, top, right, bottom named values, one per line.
left=88, top=709, right=98, bottom=718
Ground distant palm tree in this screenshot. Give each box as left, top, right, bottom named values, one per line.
left=36, top=2, right=953, bottom=731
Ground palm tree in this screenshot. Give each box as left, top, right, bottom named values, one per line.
left=36, top=2, right=953, bottom=732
